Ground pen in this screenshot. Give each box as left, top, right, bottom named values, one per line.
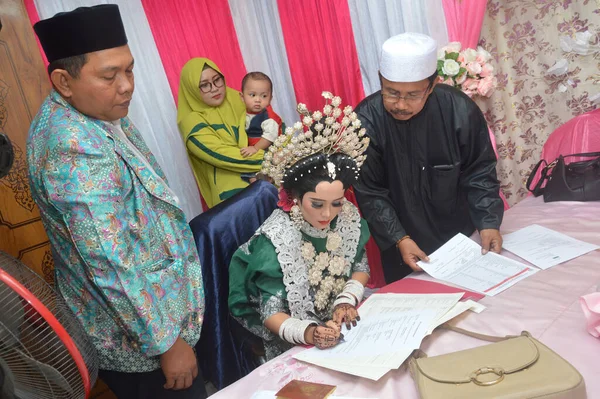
left=307, top=311, right=345, bottom=342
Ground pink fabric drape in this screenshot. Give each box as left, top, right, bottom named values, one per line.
left=442, top=0, right=488, bottom=49
left=141, top=0, right=247, bottom=100
left=276, top=0, right=365, bottom=109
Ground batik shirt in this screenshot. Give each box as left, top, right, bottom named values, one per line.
left=27, top=90, right=205, bottom=372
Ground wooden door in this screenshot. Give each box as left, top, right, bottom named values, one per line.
left=0, top=0, right=54, bottom=282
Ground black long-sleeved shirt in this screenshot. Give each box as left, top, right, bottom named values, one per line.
left=354, top=84, right=504, bottom=255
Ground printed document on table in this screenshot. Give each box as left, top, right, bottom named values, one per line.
left=417, top=233, right=537, bottom=296
left=294, top=309, right=436, bottom=367
left=502, top=224, right=600, bottom=269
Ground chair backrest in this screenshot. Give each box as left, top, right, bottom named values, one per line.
left=529, top=109, right=600, bottom=190
left=189, top=180, right=279, bottom=389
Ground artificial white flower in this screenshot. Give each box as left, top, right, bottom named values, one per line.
left=326, top=232, right=342, bottom=251
left=325, top=116, right=335, bottom=126
left=297, top=103, right=308, bottom=113
left=312, top=111, right=323, bottom=121
left=332, top=108, right=342, bottom=118
left=314, top=123, right=324, bottom=132
left=302, top=116, right=313, bottom=126
left=476, top=46, right=492, bottom=62
left=341, top=117, right=351, bottom=127
left=323, top=104, right=333, bottom=115
left=445, top=41, right=462, bottom=53
left=293, top=121, right=303, bottom=130
left=331, top=96, right=342, bottom=107
left=329, top=256, right=346, bottom=276
left=308, top=268, right=322, bottom=286
left=442, top=59, right=460, bottom=76
left=322, top=91, right=333, bottom=99
left=343, top=105, right=353, bottom=116
left=352, top=120, right=361, bottom=129
left=462, top=48, right=478, bottom=63
left=315, top=253, right=330, bottom=271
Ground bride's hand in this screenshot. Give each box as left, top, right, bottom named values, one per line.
left=332, top=303, right=360, bottom=330
left=305, top=321, right=342, bottom=349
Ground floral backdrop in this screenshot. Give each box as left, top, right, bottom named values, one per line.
left=475, top=0, right=599, bottom=205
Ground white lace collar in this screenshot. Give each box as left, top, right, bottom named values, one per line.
left=257, top=204, right=362, bottom=319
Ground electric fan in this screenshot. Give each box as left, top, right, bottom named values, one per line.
left=0, top=251, right=98, bottom=399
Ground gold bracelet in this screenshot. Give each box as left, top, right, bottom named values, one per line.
left=397, top=235, right=411, bottom=245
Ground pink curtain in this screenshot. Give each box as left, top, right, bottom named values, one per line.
left=442, top=0, right=488, bottom=49
left=277, top=0, right=365, bottom=109
left=141, top=0, right=247, bottom=100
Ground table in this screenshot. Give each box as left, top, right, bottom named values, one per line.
left=210, top=197, right=600, bottom=398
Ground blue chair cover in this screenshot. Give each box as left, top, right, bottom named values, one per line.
left=189, top=181, right=279, bottom=389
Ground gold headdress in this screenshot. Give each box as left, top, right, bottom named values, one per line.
left=262, top=91, right=370, bottom=186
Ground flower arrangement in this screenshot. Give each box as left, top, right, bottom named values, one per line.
left=437, top=42, right=497, bottom=98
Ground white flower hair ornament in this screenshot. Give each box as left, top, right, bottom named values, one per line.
left=261, top=91, right=370, bottom=186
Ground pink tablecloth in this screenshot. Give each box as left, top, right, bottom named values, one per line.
left=211, top=197, right=600, bottom=398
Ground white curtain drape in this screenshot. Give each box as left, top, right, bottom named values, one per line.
left=228, top=0, right=299, bottom=127
left=348, top=0, right=448, bottom=95
left=33, top=0, right=203, bottom=220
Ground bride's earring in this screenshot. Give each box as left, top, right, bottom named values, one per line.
left=290, top=199, right=304, bottom=229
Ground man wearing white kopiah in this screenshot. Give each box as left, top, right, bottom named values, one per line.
left=354, top=33, right=504, bottom=283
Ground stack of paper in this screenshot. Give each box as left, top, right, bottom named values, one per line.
left=417, top=233, right=537, bottom=296
left=293, top=293, right=484, bottom=380
left=502, top=224, right=599, bottom=269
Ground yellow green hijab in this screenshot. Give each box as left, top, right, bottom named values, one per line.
left=177, top=58, right=245, bottom=137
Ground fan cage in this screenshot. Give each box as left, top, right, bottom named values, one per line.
left=0, top=251, right=98, bottom=399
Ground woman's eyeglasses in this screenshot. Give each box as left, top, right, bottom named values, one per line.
left=199, top=76, right=225, bottom=93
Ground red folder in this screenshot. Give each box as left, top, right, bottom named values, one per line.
left=376, top=278, right=484, bottom=302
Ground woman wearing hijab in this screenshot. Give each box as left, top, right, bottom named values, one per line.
left=177, top=58, right=264, bottom=208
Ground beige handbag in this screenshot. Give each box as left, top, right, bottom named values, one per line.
left=409, top=324, right=586, bottom=399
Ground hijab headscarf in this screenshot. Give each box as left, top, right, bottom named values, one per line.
left=177, top=58, right=245, bottom=138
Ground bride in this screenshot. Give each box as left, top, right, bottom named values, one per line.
left=228, top=92, right=371, bottom=359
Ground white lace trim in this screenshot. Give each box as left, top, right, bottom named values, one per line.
left=257, top=203, right=362, bottom=319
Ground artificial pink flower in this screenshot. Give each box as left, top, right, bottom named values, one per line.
left=457, top=54, right=466, bottom=64
left=277, top=188, right=295, bottom=211
left=455, top=73, right=467, bottom=85
left=466, top=61, right=483, bottom=76
left=480, top=63, right=494, bottom=78
left=477, top=76, right=496, bottom=97
left=462, top=78, right=479, bottom=91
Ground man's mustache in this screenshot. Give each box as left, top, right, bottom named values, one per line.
left=391, top=109, right=412, bottom=115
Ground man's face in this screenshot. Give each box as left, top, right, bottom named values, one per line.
left=380, top=75, right=437, bottom=121
left=64, top=45, right=134, bottom=121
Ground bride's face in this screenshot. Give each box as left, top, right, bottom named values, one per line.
left=299, top=180, right=346, bottom=230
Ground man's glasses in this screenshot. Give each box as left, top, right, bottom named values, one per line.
left=381, top=83, right=433, bottom=104
left=199, top=76, right=225, bottom=93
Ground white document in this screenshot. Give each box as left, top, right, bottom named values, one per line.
left=417, top=233, right=537, bottom=296
left=502, top=224, right=600, bottom=269
left=293, top=293, right=464, bottom=379
left=251, top=391, right=378, bottom=399
left=294, top=309, right=436, bottom=366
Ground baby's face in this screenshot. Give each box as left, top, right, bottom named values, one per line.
left=241, top=79, right=272, bottom=113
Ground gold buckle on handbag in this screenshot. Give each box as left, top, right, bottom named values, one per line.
left=470, top=367, right=505, bottom=386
